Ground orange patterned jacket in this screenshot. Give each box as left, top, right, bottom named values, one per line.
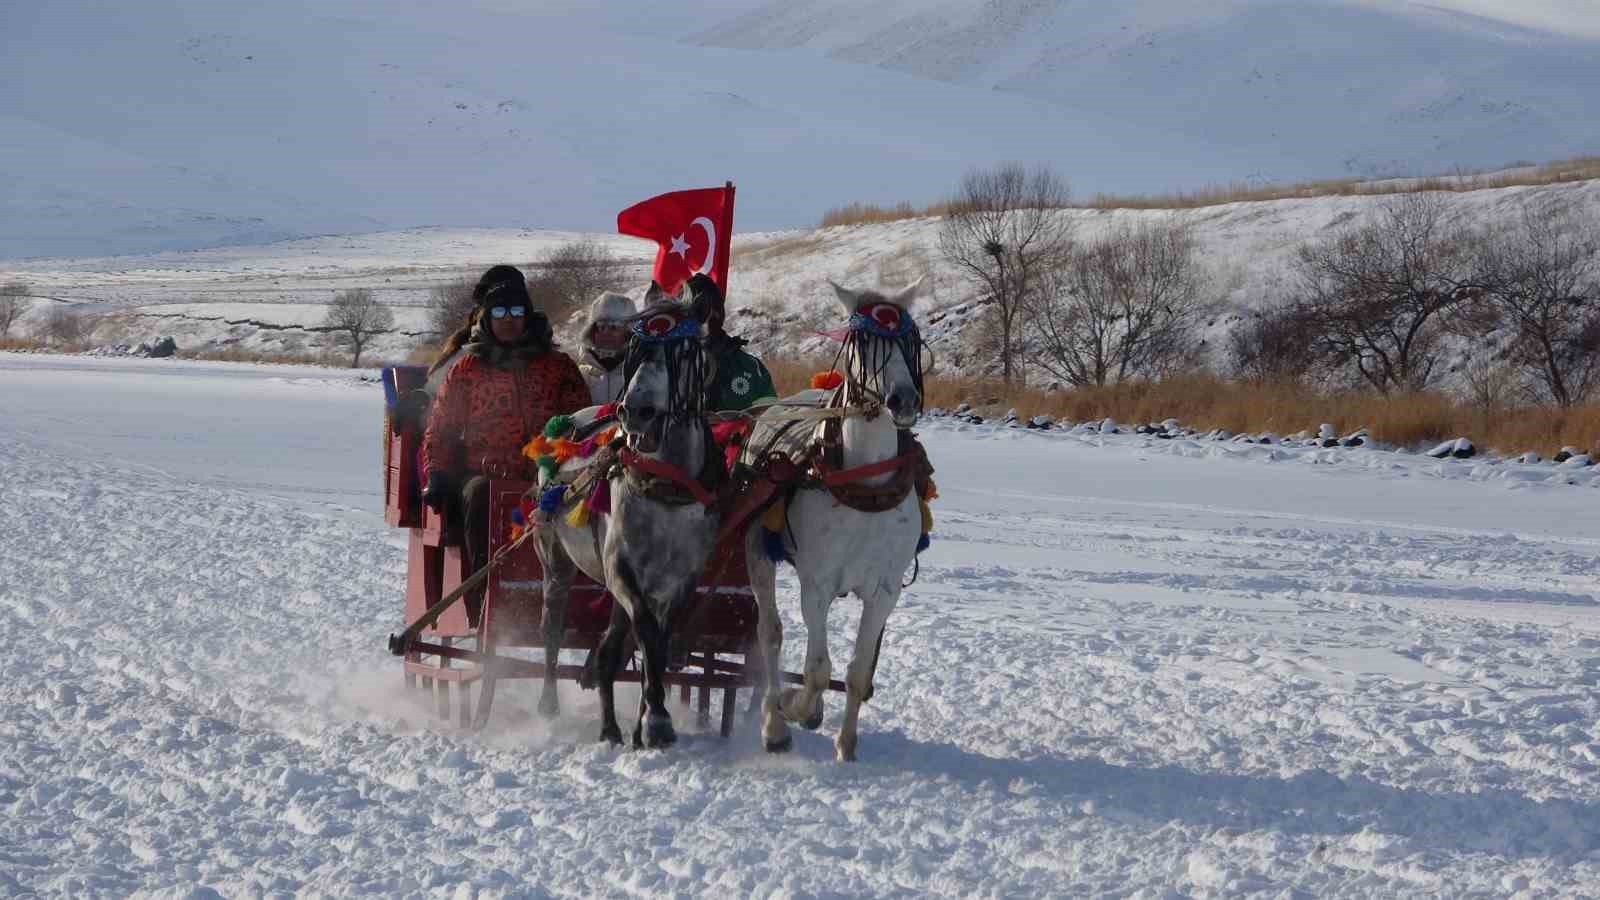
left=421, top=351, right=591, bottom=479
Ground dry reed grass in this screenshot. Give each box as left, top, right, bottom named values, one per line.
left=914, top=371, right=1600, bottom=457
left=816, top=157, right=1600, bottom=226
left=818, top=201, right=953, bottom=228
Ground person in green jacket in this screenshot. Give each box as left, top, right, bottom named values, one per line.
left=685, top=273, right=776, bottom=412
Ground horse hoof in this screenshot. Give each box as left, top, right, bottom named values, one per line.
left=835, top=735, right=858, bottom=762
left=764, top=732, right=793, bottom=754
left=599, top=725, right=623, bottom=746
left=645, top=720, right=677, bottom=749
left=537, top=694, right=559, bottom=720
left=780, top=688, right=825, bottom=730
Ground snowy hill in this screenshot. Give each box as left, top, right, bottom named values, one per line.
left=4, top=0, right=1599, bottom=259
left=5, top=177, right=1599, bottom=372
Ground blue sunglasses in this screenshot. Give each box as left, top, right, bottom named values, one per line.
left=489, top=305, right=527, bottom=319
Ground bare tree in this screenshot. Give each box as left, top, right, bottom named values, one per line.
left=938, top=163, right=1073, bottom=384
left=526, top=240, right=631, bottom=330
left=1028, top=220, right=1212, bottom=386
left=0, top=281, right=29, bottom=338
left=323, top=288, right=394, bottom=368
left=1228, top=304, right=1320, bottom=384
left=37, top=305, right=89, bottom=348
left=1476, top=208, right=1600, bottom=407
left=1294, top=193, right=1486, bottom=393
left=427, top=277, right=477, bottom=340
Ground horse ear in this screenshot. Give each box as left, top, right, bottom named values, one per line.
left=828, top=279, right=857, bottom=314
left=644, top=281, right=667, bottom=304
left=891, top=274, right=928, bottom=307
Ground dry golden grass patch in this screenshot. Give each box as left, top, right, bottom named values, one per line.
left=911, top=371, right=1600, bottom=458
left=818, top=201, right=953, bottom=228
left=815, top=157, right=1600, bottom=226
left=732, top=232, right=833, bottom=266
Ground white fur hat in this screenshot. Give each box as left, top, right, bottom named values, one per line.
left=582, top=292, right=638, bottom=347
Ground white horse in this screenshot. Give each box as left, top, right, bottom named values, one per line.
left=534, top=286, right=721, bottom=747
left=745, top=277, right=930, bottom=761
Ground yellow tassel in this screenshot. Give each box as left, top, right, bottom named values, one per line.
left=759, top=498, right=787, bottom=532
left=919, top=496, right=934, bottom=534
left=565, top=500, right=591, bottom=528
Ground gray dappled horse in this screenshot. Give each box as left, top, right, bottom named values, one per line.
left=533, top=283, right=721, bottom=747
left=744, top=277, right=930, bottom=761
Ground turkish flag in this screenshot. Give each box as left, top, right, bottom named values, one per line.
left=617, top=184, right=735, bottom=296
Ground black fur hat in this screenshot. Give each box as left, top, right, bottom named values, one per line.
left=474, top=264, right=531, bottom=310
left=685, top=273, right=726, bottom=333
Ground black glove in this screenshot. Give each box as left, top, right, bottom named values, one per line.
left=420, top=471, right=452, bottom=512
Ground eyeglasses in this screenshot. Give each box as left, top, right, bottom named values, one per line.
left=489, top=305, right=527, bottom=319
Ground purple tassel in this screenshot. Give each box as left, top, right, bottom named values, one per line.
left=576, top=435, right=599, bottom=458
left=585, top=478, right=611, bottom=516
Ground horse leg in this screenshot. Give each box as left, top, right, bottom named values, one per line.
left=836, top=582, right=899, bottom=762
left=631, top=605, right=676, bottom=749
left=593, top=601, right=630, bottom=746
left=745, top=528, right=790, bottom=752
left=780, top=575, right=830, bottom=731
left=537, top=533, right=577, bottom=719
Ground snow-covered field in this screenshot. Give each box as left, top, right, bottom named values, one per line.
left=3, top=352, right=1599, bottom=896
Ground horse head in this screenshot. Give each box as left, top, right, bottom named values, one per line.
left=829, top=276, right=929, bottom=429
left=619, top=282, right=712, bottom=455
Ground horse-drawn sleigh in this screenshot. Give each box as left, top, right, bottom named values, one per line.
left=384, top=276, right=934, bottom=760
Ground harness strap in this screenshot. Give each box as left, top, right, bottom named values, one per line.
left=814, top=452, right=913, bottom=487
left=617, top=447, right=718, bottom=507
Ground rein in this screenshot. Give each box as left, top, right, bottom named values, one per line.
left=618, top=445, right=719, bottom=507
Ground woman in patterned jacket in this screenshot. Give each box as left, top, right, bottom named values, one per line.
left=419, top=264, right=590, bottom=623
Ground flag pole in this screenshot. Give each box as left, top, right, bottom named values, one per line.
left=717, top=181, right=735, bottom=298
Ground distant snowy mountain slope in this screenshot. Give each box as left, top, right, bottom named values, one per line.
left=3, top=0, right=1598, bottom=258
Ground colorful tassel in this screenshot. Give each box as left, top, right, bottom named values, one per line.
left=565, top=500, right=591, bottom=528
left=585, top=478, right=611, bottom=516
left=916, top=533, right=930, bottom=554
left=523, top=435, right=551, bottom=460
left=811, top=370, right=844, bottom=390
left=543, top=414, right=575, bottom=439
left=538, top=484, right=567, bottom=514
left=575, top=435, right=599, bottom=458
left=921, top=478, right=939, bottom=501
left=759, top=498, right=787, bottom=533
left=596, top=402, right=618, bottom=419
left=761, top=528, right=788, bottom=562
left=538, top=456, right=559, bottom=483
left=919, top=496, right=934, bottom=534
left=595, top=427, right=617, bottom=447
left=551, top=438, right=580, bottom=463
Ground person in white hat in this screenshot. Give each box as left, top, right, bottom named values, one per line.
left=577, top=291, right=637, bottom=405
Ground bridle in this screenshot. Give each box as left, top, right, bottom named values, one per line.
left=828, top=301, right=928, bottom=422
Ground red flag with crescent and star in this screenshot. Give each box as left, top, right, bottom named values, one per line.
left=617, top=183, right=735, bottom=297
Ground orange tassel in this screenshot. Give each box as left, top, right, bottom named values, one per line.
left=552, top=438, right=580, bottom=463
left=595, top=427, right=617, bottom=447
left=810, top=370, right=844, bottom=390
left=523, top=436, right=551, bottom=460
left=922, top=479, right=939, bottom=501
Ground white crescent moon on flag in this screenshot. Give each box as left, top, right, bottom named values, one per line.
left=690, top=216, right=716, bottom=276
